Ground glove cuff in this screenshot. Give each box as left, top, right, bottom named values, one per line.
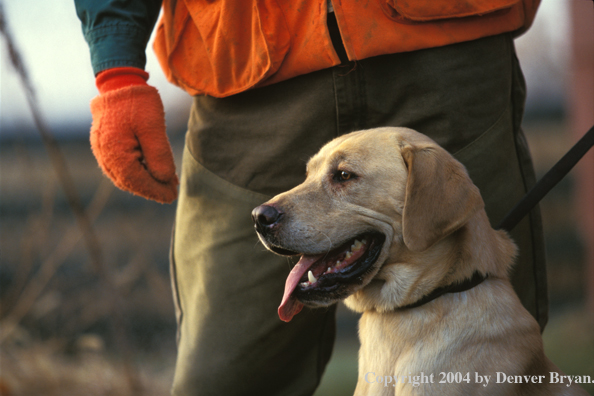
left=96, top=67, right=150, bottom=94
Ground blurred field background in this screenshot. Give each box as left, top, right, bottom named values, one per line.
left=1, top=1, right=593, bottom=395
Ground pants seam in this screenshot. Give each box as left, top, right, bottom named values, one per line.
left=510, top=42, right=548, bottom=332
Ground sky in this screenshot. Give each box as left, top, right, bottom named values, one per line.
left=0, top=0, right=570, bottom=138
left=0, top=0, right=191, bottom=137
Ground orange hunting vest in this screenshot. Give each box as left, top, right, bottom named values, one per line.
left=153, top=0, right=539, bottom=98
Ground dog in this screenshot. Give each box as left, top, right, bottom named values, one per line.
left=252, top=127, right=588, bottom=395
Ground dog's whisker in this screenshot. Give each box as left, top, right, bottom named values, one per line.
left=312, top=228, right=335, bottom=260
left=286, top=257, right=295, bottom=268
left=252, top=238, right=266, bottom=250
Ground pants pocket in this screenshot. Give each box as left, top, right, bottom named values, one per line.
left=170, top=145, right=336, bottom=396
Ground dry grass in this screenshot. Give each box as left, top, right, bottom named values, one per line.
left=1, top=335, right=174, bottom=396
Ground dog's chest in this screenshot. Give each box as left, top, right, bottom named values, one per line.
left=355, top=311, right=462, bottom=396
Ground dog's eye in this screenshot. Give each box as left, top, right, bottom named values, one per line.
left=334, top=170, right=355, bottom=182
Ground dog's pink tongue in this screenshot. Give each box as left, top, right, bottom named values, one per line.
left=278, top=254, right=324, bottom=322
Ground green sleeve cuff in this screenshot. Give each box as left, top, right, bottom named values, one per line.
left=84, top=23, right=150, bottom=74
left=74, top=0, right=162, bottom=75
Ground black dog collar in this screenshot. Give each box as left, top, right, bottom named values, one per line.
left=398, top=271, right=488, bottom=310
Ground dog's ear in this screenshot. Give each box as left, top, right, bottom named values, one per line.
left=400, top=143, right=484, bottom=252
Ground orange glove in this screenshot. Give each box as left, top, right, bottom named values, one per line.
left=90, top=67, right=178, bottom=203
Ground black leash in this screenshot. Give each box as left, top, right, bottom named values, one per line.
left=497, top=125, right=594, bottom=232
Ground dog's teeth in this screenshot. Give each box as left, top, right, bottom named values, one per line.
left=352, top=240, right=363, bottom=251
left=345, top=251, right=352, bottom=259
left=336, top=260, right=341, bottom=267
left=327, top=267, right=332, bottom=273
left=300, top=282, right=309, bottom=287
left=308, top=270, right=317, bottom=284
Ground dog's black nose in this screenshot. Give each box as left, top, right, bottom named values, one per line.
left=252, top=204, right=282, bottom=228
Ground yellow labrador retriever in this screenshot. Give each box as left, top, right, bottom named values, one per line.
left=252, top=127, right=588, bottom=396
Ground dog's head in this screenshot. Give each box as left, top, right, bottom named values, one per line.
left=253, top=127, right=487, bottom=321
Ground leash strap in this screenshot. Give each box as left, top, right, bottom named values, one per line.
left=497, top=125, right=594, bottom=232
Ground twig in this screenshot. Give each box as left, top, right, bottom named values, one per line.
left=0, top=5, right=143, bottom=394
left=0, top=2, right=103, bottom=276
left=0, top=144, right=57, bottom=317
left=0, top=178, right=113, bottom=344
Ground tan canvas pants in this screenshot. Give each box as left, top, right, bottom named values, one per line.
left=170, top=33, right=548, bottom=395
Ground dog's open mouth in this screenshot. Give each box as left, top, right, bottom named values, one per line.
left=278, top=232, right=385, bottom=322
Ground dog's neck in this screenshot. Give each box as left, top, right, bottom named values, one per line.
left=344, top=210, right=516, bottom=313
left=396, top=270, right=488, bottom=310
